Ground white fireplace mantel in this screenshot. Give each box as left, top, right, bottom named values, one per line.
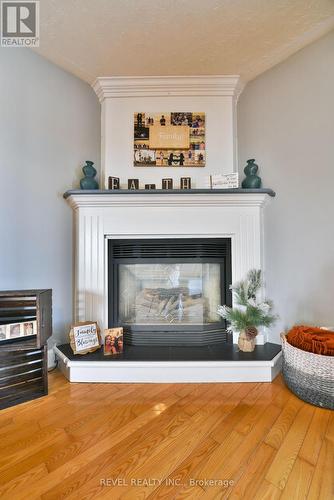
left=65, top=189, right=273, bottom=209
left=65, top=189, right=274, bottom=345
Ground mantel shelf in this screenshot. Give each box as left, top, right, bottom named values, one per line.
left=64, top=188, right=275, bottom=210
left=64, top=188, right=276, bottom=199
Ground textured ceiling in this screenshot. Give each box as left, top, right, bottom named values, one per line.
left=34, top=0, right=334, bottom=84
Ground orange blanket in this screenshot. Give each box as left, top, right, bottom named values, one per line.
left=286, top=325, right=334, bottom=356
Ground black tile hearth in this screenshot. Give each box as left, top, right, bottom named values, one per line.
left=57, top=342, right=281, bottom=362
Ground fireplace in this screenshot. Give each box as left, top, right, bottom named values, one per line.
left=57, top=76, right=279, bottom=382
left=59, top=190, right=280, bottom=382
left=65, top=189, right=273, bottom=348
left=108, top=238, right=232, bottom=346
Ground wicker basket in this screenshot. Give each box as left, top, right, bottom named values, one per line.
left=281, top=333, right=334, bottom=409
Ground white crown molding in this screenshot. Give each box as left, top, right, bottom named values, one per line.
left=92, top=75, right=245, bottom=102
left=65, top=192, right=270, bottom=210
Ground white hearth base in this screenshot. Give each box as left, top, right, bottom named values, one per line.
left=54, top=346, right=282, bottom=383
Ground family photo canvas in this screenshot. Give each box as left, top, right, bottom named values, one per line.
left=134, top=112, right=206, bottom=167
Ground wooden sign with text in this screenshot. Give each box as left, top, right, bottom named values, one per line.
left=208, top=173, right=239, bottom=189
left=69, top=322, right=101, bottom=355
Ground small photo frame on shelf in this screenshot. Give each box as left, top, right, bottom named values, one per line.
left=103, top=327, right=124, bottom=356
left=0, top=320, right=37, bottom=343
left=9, top=323, right=21, bottom=339
left=0, top=325, right=6, bottom=341
left=69, top=322, right=101, bottom=355
left=207, top=173, right=239, bottom=189
left=23, top=321, right=37, bottom=337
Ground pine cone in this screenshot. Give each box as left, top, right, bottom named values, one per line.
left=245, top=326, right=258, bottom=340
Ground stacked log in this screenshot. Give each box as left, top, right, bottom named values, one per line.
left=134, top=287, right=205, bottom=323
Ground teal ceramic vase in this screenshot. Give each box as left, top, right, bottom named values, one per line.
left=80, top=161, right=99, bottom=190
left=242, top=159, right=262, bottom=189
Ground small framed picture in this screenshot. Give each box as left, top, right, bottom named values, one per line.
left=0, top=325, right=7, bottom=341
left=69, top=322, right=101, bottom=355
left=9, top=323, right=22, bottom=339
left=207, top=173, right=239, bottom=189
left=103, top=328, right=124, bottom=356
left=0, top=320, right=37, bottom=343
left=23, top=321, right=37, bottom=336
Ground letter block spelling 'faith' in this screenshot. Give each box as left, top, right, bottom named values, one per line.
left=108, top=177, right=120, bottom=189
left=180, top=177, right=191, bottom=189
left=128, top=179, right=139, bottom=190
left=162, top=178, right=173, bottom=190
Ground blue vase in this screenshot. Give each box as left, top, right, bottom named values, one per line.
left=242, top=159, right=262, bottom=189
left=80, top=161, right=99, bottom=190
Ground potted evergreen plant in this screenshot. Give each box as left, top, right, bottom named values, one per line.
left=218, top=269, right=277, bottom=352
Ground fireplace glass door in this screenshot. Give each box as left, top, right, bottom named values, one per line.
left=118, top=262, right=221, bottom=326
left=108, top=238, right=231, bottom=345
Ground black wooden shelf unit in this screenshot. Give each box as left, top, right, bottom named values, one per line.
left=0, top=289, right=52, bottom=410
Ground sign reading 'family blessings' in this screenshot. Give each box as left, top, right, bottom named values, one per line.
left=69, top=322, right=100, bottom=355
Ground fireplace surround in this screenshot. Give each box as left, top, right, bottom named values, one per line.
left=55, top=188, right=283, bottom=382
left=64, top=189, right=274, bottom=344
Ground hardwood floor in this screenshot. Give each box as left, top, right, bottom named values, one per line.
left=0, top=371, right=332, bottom=499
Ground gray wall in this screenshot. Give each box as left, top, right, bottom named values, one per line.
left=0, top=48, right=100, bottom=343
left=238, top=30, right=334, bottom=343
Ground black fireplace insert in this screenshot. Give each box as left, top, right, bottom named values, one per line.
left=108, top=238, right=232, bottom=346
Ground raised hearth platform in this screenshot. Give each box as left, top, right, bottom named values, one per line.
left=54, top=343, right=282, bottom=383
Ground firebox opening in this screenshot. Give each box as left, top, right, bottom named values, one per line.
left=108, top=238, right=232, bottom=346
